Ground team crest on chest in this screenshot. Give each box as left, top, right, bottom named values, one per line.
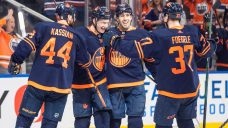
left=93, top=47, right=105, bottom=71
left=109, top=48, right=131, bottom=68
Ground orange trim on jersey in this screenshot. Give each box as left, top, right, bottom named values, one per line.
left=158, top=84, right=200, bottom=98
left=108, top=80, right=144, bottom=89
left=0, top=18, right=6, bottom=26
left=0, top=60, right=9, bottom=68
left=216, top=63, right=228, bottom=68
left=135, top=41, right=143, bottom=59
left=141, top=37, right=153, bottom=46
left=71, top=78, right=107, bottom=89
left=23, top=37, right=36, bottom=51
left=138, top=42, right=144, bottom=59
left=28, top=81, right=71, bottom=94
left=81, top=53, right=92, bottom=68
left=169, top=26, right=184, bottom=29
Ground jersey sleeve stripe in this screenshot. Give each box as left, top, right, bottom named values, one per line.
left=134, top=41, right=142, bottom=59
left=195, top=43, right=211, bottom=56
left=23, top=37, right=36, bottom=51
left=138, top=41, right=145, bottom=59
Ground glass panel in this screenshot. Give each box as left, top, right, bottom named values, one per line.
left=0, top=1, right=51, bottom=74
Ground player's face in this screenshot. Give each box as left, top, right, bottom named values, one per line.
left=96, top=19, right=110, bottom=33
left=117, top=12, right=132, bottom=30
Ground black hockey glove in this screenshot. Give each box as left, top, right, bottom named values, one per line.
left=8, top=58, right=21, bottom=75
left=102, top=31, right=120, bottom=47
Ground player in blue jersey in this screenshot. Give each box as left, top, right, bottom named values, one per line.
left=71, top=6, right=112, bottom=128
left=103, top=3, right=151, bottom=128
left=107, top=2, right=215, bottom=128
left=8, top=3, right=90, bottom=128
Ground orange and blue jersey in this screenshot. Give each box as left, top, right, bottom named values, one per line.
left=11, top=21, right=89, bottom=94
left=184, top=0, right=212, bottom=25
left=0, top=18, right=20, bottom=69
left=106, top=27, right=150, bottom=89
left=111, top=25, right=214, bottom=98
left=71, top=26, right=107, bottom=89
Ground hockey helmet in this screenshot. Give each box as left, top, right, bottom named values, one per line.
left=115, top=3, right=133, bottom=17
left=163, top=2, right=183, bottom=20
left=92, top=6, right=111, bottom=20
left=55, top=3, right=76, bottom=21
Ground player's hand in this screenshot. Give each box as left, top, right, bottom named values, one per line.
left=102, top=31, right=119, bottom=47
left=8, top=58, right=21, bottom=75
left=6, top=9, right=13, bottom=20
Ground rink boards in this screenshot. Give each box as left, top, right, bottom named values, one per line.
left=0, top=72, right=227, bottom=128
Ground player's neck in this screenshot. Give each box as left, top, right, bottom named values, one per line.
left=88, top=25, right=99, bottom=35
left=167, top=20, right=181, bottom=29
left=57, top=20, right=69, bottom=26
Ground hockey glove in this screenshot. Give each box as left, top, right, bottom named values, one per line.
left=8, top=58, right=21, bottom=75
left=102, top=31, right=120, bottom=47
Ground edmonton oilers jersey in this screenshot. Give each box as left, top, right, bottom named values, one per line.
left=111, top=25, right=214, bottom=98
left=71, top=26, right=106, bottom=89
left=106, top=27, right=150, bottom=89
left=12, top=22, right=89, bottom=94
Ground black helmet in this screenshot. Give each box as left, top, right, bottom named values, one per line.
left=55, top=3, right=76, bottom=20
left=92, top=6, right=111, bottom=20
left=115, top=3, right=133, bottom=17
left=163, top=2, right=183, bottom=20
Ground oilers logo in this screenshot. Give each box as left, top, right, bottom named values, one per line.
left=93, top=47, right=105, bottom=71
left=196, top=2, right=208, bottom=15
left=109, top=48, right=131, bottom=68
left=9, top=36, right=20, bottom=52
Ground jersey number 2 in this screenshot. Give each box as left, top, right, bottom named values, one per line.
left=169, top=45, right=193, bottom=74
left=40, top=37, right=73, bottom=68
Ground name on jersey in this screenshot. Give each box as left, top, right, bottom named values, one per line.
left=51, top=28, right=73, bottom=39
left=171, top=36, right=191, bottom=44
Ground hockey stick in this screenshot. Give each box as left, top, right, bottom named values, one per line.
left=85, top=68, right=107, bottom=108
left=220, top=118, right=228, bottom=128
left=145, top=73, right=156, bottom=84
left=202, top=8, right=213, bottom=128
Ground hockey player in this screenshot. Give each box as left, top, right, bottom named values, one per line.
left=107, top=2, right=215, bottom=128
left=8, top=4, right=90, bottom=128
left=103, top=3, right=151, bottom=128
left=71, top=6, right=112, bottom=128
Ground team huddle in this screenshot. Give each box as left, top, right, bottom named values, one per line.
left=8, top=2, right=215, bottom=128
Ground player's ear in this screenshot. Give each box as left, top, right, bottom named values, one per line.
left=55, top=15, right=60, bottom=21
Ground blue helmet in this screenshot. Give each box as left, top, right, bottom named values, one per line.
left=115, top=3, right=133, bottom=17
left=163, top=2, right=183, bottom=20
left=92, top=6, right=111, bottom=20
left=55, top=3, right=76, bottom=21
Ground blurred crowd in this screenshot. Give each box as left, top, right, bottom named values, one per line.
left=0, top=0, right=228, bottom=74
